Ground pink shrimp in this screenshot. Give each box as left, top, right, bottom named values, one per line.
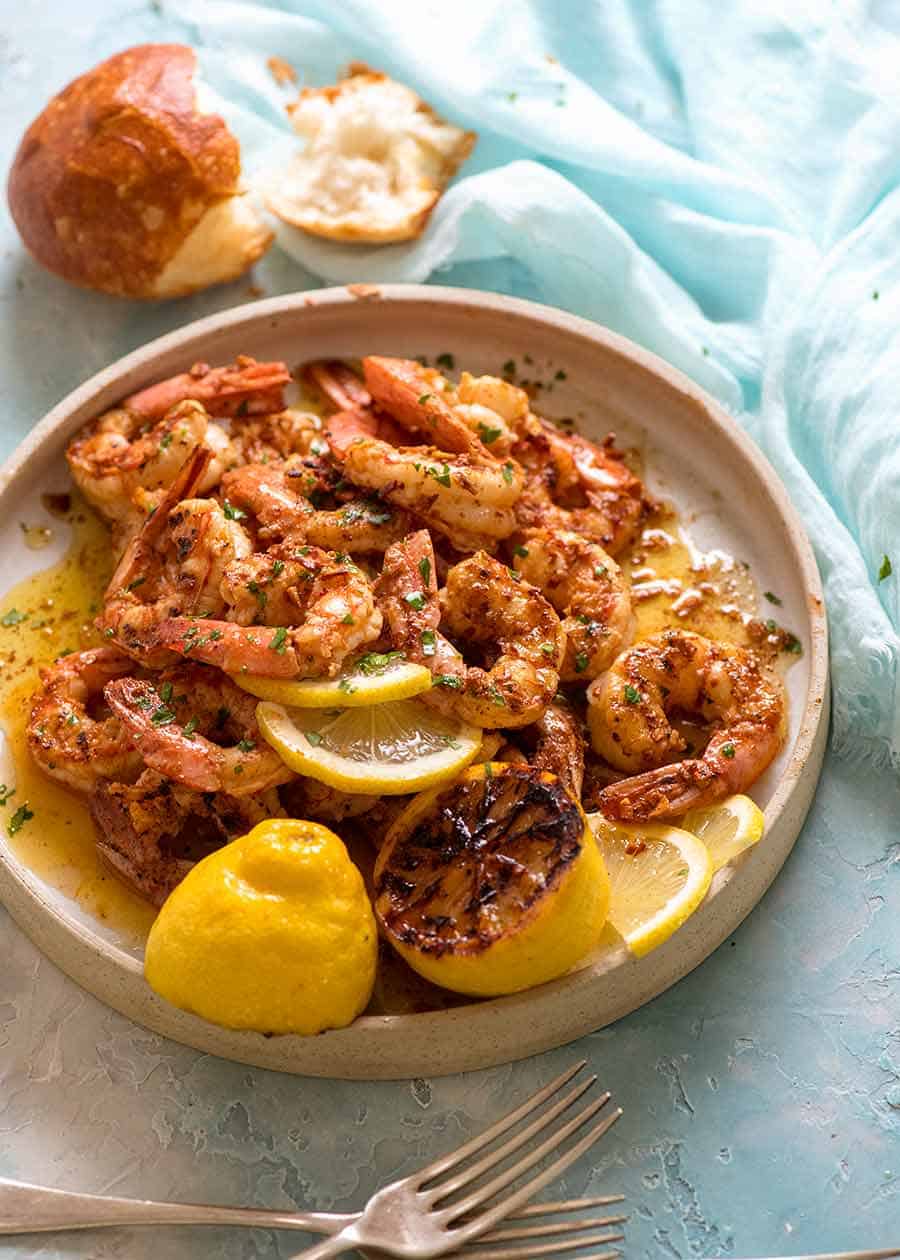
left=590, top=629, right=787, bottom=820
left=122, top=356, right=291, bottom=421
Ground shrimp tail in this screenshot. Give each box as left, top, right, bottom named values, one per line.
left=152, top=618, right=303, bottom=678
left=123, top=357, right=290, bottom=421
left=302, top=360, right=372, bottom=413
left=362, top=356, right=482, bottom=454
left=597, top=759, right=727, bottom=821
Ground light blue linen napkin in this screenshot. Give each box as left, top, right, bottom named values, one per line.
left=170, top=0, right=900, bottom=769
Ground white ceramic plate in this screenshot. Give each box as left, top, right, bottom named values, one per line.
left=0, top=286, right=828, bottom=1079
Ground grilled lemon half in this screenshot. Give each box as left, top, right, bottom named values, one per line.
left=374, top=763, right=610, bottom=997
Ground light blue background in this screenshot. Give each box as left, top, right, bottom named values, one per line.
left=1, top=3, right=899, bottom=1258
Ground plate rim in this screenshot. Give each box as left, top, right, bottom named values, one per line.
left=0, top=284, right=829, bottom=1078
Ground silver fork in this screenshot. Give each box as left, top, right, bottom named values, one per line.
left=0, top=1062, right=624, bottom=1257
left=284, top=1061, right=622, bottom=1260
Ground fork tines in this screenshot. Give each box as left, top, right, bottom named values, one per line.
left=422, top=1060, right=624, bottom=1255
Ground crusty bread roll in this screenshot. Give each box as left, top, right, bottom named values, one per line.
left=7, top=44, right=272, bottom=299
left=264, top=65, right=476, bottom=244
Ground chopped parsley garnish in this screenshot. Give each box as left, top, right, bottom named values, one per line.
left=338, top=678, right=357, bottom=694
left=341, top=613, right=355, bottom=625
left=436, top=352, right=455, bottom=369
left=502, top=462, right=515, bottom=485
left=247, top=580, right=267, bottom=609
left=721, top=743, right=736, bottom=759
left=159, top=682, right=173, bottom=703
left=594, top=566, right=608, bottom=579
left=477, top=423, right=503, bottom=445
left=237, top=738, right=256, bottom=753
left=503, top=359, right=516, bottom=376
left=488, top=685, right=507, bottom=707
left=763, top=591, right=782, bottom=606
left=159, top=432, right=173, bottom=449
left=506, top=91, right=518, bottom=103
left=0, top=784, right=14, bottom=806
left=765, top=618, right=777, bottom=632
left=305, top=731, right=323, bottom=746
left=554, top=369, right=567, bottom=381
left=7, top=802, right=34, bottom=836
left=784, top=635, right=803, bottom=655
left=624, top=684, right=641, bottom=705
left=270, top=627, right=288, bottom=653
left=421, top=630, right=437, bottom=657
left=182, top=717, right=199, bottom=737
left=433, top=674, right=462, bottom=689
left=209, top=629, right=223, bottom=641
left=514, top=545, right=529, bottom=558
left=428, top=463, right=452, bottom=488
left=125, top=577, right=146, bottom=592
left=878, top=554, right=893, bottom=582
left=574, top=652, right=589, bottom=674
left=540, top=642, right=556, bottom=656
left=1, top=608, right=27, bottom=627
left=418, top=557, right=431, bottom=586
left=151, top=705, right=177, bottom=726
left=418, top=393, right=433, bottom=405
left=357, top=650, right=404, bottom=675
left=404, top=592, right=426, bottom=611
left=272, top=559, right=285, bottom=578
left=222, top=500, right=246, bottom=521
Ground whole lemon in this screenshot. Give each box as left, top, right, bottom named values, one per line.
left=145, top=819, right=377, bottom=1034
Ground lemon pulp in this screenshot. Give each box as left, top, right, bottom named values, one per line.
left=587, top=814, right=713, bottom=957
left=257, top=697, right=482, bottom=794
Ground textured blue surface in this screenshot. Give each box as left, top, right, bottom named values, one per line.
left=1, top=4, right=899, bottom=1258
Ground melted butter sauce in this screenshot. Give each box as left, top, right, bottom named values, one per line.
left=0, top=497, right=155, bottom=942
left=620, top=507, right=796, bottom=668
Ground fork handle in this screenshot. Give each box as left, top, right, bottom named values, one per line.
left=0, top=1176, right=357, bottom=1236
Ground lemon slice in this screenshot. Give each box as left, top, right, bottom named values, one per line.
left=232, top=651, right=433, bottom=709
left=257, top=698, right=481, bottom=794
left=587, top=814, right=713, bottom=957
left=682, top=794, right=764, bottom=871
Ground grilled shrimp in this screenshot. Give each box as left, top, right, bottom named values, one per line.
left=104, top=668, right=294, bottom=796
left=377, top=532, right=564, bottom=728
left=513, top=418, right=646, bottom=557
left=511, top=529, right=634, bottom=680
left=67, top=400, right=235, bottom=530
left=228, top=408, right=325, bottom=465
left=27, top=648, right=144, bottom=792
left=91, top=769, right=282, bottom=906
left=327, top=430, right=524, bottom=553
left=121, top=357, right=291, bottom=421
left=154, top=547, right=382, bottom=678
left=589, top=629, right=787, bottom=820
left=221, top=461, right=412, bottom=554
left=97, top=447, right=251, bottom=664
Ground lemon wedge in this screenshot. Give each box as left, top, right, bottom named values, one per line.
left=587, top=814, right=713, bottom=957
left=376, top=764, right=610, bottom=996
left=682, top=794, right=764, bottom=871
left=256, top=697, right=482, bottom=794
left=232, top=650, right=433, bottom=709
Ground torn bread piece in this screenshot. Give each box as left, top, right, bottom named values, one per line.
left=264, top=65, right=476, bottom=244
left=7, top=44, right=272, bottom=299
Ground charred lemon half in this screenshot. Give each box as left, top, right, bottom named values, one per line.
left=373, top=763, right=610, bottom=997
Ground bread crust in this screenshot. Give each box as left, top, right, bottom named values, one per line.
left=7, top=44, right=270, bottom=297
